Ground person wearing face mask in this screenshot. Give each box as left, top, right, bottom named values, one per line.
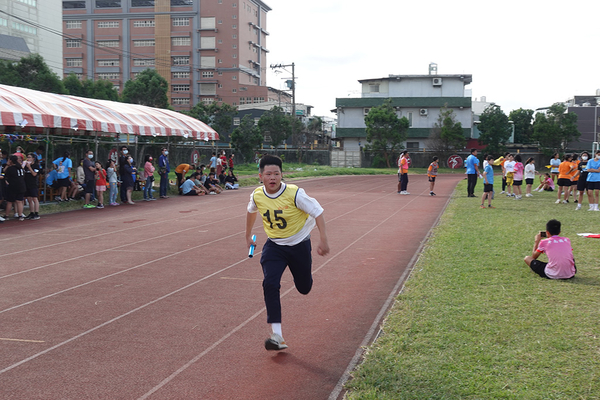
left=585, top=150, right=600, bottom=211
left=122, top=155, right=136, bottom=205
left=574, top=152, right=590, bottom=210
left=143, top=154, right=156, bottom=201
left=118, top=146, right=129, bottom=203
left=158, top=147, right=170, bottom=199
left=82, top=150, right=96, bottom=209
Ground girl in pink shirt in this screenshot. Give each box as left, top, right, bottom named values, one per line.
left=512, top=154, right=524, bottom=199
left=143, top=155, right=156, bottom=201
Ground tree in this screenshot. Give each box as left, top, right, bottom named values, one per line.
left=364, top=99, right=409, bottom=168
left=230, top=114, right=263, bottom=162
left=258, top=106, right=292, bottom=148
left=63, top=73, right=86, bottom=97
left=64, top=73, right=119, bottom=101
left=509, top=108, right=534, bottom=144
left=532, top=103, right=580, bottom=155
left=185, top=102, right=238, bottom=141
left=0, top=54, right=66, bottom=94
left=121, top=69, right=168, bottom=108
left=428, top=105, right=466, bottom=164
left=477, top=104, right=512, bottom=155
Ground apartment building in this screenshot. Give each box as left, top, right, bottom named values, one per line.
left=0, top=0, right=63, bottom=75
left=62, top=0, right=271, bottom=110
left=335, top=66, right=472, bottom=151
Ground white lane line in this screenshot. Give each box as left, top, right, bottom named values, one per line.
left=0, top=337, right=45, bottom=343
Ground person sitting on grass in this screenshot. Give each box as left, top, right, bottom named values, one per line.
left=203, top=172, right=222, bottom=194
left=524, top=219, right=576, bottom=280
left=534, top=173, right=554, bottom=192
left=180, top=173, right=206, bottom=196
left=480, top=155, right=495, bottom=209
left=191, top=172, right=209, bottom=195
left=224, top=169, right=239, bottom=190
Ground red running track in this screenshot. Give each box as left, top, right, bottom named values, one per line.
left=0, top=174, right=463, bottom=399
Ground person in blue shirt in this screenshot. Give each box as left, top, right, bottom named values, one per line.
left=465, top=148, right=480, bottom=197
left=585, top=150, right=600, bottom=211
left=180, top=173, right=205, bottom=196
left=52, top=151, right=73, bottom=201
left=158, top=147, right=170, bottom=199
left=481, top=155, right=495, bottom=208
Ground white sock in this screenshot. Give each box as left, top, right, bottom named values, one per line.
left=271, top=323, right=282, bottom=336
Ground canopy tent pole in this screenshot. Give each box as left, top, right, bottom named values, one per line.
left=43, top=128, right=49, bottom=203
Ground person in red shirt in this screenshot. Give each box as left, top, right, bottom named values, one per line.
left=95, top=161, right=107, bottom=209
left=228, top=153, right=235, bottom=171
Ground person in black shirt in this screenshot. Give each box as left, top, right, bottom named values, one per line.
left=1, top=155, right=26, bottom=220
left=118, top=146, right=129, bottom=203
left=23, top=153, right=41, bottom=219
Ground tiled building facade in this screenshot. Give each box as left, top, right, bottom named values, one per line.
left=62, top=0, right=271, bottom=110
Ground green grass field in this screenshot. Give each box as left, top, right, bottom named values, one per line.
left=344, top=179, right=600, bottom=400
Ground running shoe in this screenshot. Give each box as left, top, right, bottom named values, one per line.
left=83, top=204, right=96, bottom=208
left=575, top=204, right=581, bottom=210
left=96, top=204, right=104, bottom=209
left=264, top=333, right=288, bottom=351
left=25, top=213, right=35, bottom=220
left=488, top=205, right=496, bottom=209
left=555, top=199, right=561, bottom=204
left=32, top=214, right=40, bottom=220
left=0, top=215, right=5, bottom=222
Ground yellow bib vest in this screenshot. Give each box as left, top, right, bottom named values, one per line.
left=252, top=184, right=309, bottom=239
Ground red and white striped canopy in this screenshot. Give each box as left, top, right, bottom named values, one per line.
left=0, top=84, right=219, bottom=140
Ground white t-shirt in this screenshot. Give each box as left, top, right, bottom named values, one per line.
left=504, top=160, right=516, bottom=174
left=524, top=164, right=536, bottom=180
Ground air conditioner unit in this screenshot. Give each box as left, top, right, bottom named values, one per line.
left=432, top=77, right=442, bottom=86
left=364, top=108, right=371, bottom=115
left=419, top=109, right=428, bottom=116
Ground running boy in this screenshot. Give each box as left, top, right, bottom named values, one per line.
left=481, top=155, right=495, bottom=208
left=427, top=156, right=438, bottom=196
left=246, top=155, right=330, bottom=351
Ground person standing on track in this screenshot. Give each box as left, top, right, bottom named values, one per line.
left=245, top=155, right=330, bottom=351
left=427, top=156, right=438, bottom=196
left=158, top=147, right=170, bottom=199
left=465, top=148, right=480, bottom=197
left=397, top=150, right=410, bottom=195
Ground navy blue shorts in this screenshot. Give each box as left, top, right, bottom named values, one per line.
left=260, top=238, right=313, bottom=324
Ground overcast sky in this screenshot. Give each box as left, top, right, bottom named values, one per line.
left=264, top=0, right=600, bottom=118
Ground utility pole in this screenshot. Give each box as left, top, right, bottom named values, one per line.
left=270, top=63, right=295, bottom=118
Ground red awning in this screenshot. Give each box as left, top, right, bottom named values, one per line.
left=0, top=84, right=218, bottom=140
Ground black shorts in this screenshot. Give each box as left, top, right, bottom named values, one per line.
left=5, top=189, right=24, bottom=203
left=184, top=190, right=197, bottom=196
left=513, top=180, right=522, bottom=186
left=525, top=178, right=534, bottom=185
left=577, top=179, right=588, bottom=191
left=557, top=178, right=571, bottom=187
left=25, top=186, right=38, bottom=198
left=51, top=182, right=61, bottom=190
left=84, top=180, right=95, bottom=194
left=57, top=178, right=71, bottom=188
left=529, top=260, right=549, bottom=279
left=428, top=176, right=436, bottom=182
left=483, top=183, right=494, bottom=192
left=588, top=181, right=600, bottom=190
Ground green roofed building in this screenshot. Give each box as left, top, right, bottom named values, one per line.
left=334, top=64, right=473, bottom=152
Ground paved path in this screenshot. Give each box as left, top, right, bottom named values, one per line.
left=0, top=174, right=463, bottom=399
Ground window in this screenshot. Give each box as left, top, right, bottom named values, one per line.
left=172, top=18, right=189, bottom=26
left=254, top=117, right=260, bottom=125
left=172, top=71, right=190, bottom=79
left=65, top=73, right=83, bottom=79
left=98, top=59, right=119, bottom=66
left=406, top=142, right=419, bottom=150
left=17, top=0, right=37, bottom=5
left=172, top=37, right=191, bottom=46
left=202, top=98, right=215, bottom=105
left=0, top=18, right=6, bottom=27
left=232, top=89, right=237, bottom=93
left=218, top=20, right=223, bottom=24
left=171, top=0, right=193, bottom=5
left=63, top=1, right=85, bottom=8
left=98, top=41, right=119, bottom=48
left=12, top=22, right=37, bottom=35
left=133, top=59, right=155, bottom=66
left=232, top=34, right=237, bottom=39
left=232, top=24, right=237, bottom=29
left=407, top=112, right=413, bottom=127
left=133, top=39, right=155, bottom=47
left=233, top=15, right=237, bottom=19
left=66, top=20, right=82, bottom=29
left=172, top=84, right=190, bottom=92
left=98, top=21, right=119, bottom=28
left=232, top=44, right=237, bottom=49
left=133, top=20, right=155, bottom=27
left=200, top=56, right=215, bottom=68
left=369, top=85, right=380, bottom=93
left=202, top=71, right=214, bottom=78
left=66, top=39, right=82, bottom=48
left=173, top=56, right=190, bottom=65
left=233, top=2, right=237, bottom=7
left=232, top=75, right=237, bottom=80
left=233, top=117, right=240, bottom=126
left=66, top=58, right=83, bottom=67
left=200, top=17, right=216, bottom=29
left=95, top=1, right=121, bottom=7
left=218, top=84, right=223, bottom=88
left=172, top=98, right=190, bottom=105
left=97, top=73, right=120, bottom=80
left=201, top=37, right=216, bottom=49
left=232, top=54, right=237, bottom=59
left=131, top=0, right=154, bottom=6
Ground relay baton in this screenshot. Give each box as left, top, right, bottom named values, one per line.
left=248, top=235, right=257, bottom=258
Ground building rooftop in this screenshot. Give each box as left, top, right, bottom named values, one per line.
left=359, top=74, right=472, bottom=85
left=0, top=34, right=30, bottom=53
